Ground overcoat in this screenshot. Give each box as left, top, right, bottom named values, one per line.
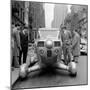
left=72, top=31, right=80, bottom=56
left=13, top=27, right=21, bottom=57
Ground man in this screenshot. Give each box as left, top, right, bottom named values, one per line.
left=71, top=30, right=80, bottom=63
left=20, top=26, right=28, bottom=64
left=12, top=24, right=21, bottom=67
left=61, top=26, right=73, bottom=65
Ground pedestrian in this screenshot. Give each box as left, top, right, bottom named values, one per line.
left=12, top=24, right=21, bottom=68
left=20, top=26, right=28, bottom=64
left=71, top=30, right=80, bottom=63
left=61, top=26, right=73, bottom=65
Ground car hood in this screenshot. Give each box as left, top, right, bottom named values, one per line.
left=37, top=37, right=61, bottom=41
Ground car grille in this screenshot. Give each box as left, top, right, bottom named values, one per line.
left=47, top=50, right=52, bottom=57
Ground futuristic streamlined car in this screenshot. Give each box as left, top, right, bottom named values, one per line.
left=19, top=28, right=77, bottom=78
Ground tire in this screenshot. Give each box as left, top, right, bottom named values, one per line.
left=68, top=62, right=77, bottom=77
left=19, top=63, right=28, bottom=78
left=70, top=71, right=77, bottom=77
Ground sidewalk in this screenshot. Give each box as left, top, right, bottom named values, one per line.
left=11, top=45, right=34, bottom=85
left=11, top=68, right=19, bottom=85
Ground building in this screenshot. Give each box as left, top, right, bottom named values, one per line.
left=28, top=2, right=45, bottom=28
left=51, top=4, right=68, bottom=28
left=11, top=1, right=45, bottom=42
left=11, top=0, right=25, bottom=26
left=28, top=2, right=45, bottom=43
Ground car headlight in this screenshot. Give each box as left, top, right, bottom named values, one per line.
left=45, top=40, right=53, bottom=49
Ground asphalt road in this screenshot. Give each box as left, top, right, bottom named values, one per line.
left=12, top=56, right=88, bottom=89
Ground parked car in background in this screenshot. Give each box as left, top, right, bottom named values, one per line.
left=80, top=38, right=87, bottom=55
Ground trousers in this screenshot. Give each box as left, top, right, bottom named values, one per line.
left=19, top=46, right=28, bottom=64
left=62, top=45, right=73, bottom=64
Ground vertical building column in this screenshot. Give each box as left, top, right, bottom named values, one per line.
left=24, top=2, right=29, bottom=27
left=25, top=2, right=30, bottom=42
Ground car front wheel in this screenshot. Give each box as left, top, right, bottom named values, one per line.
left=68, top=61, right=77, bottom=77
left=19, top=63, right=28, bottom=79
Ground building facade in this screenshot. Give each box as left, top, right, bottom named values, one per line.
left=11, top=1, right=45, bottom=42
left=28, top=2, right=45, bottom=43
left=11, top=0, right=25, bottom=26
left=51, top=4, right=68, bottom=28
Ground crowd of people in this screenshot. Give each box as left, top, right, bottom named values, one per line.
left=11, top=24, right=28, bottom=70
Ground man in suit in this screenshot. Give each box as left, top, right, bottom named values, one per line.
left=61, top=26, right=73, bottom=64
left=20, top=26, right=28, bottom=64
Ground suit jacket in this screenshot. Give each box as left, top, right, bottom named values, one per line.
left=20, top=31, right=28, bottom=48
left=61, top=30, right=72, bottom=46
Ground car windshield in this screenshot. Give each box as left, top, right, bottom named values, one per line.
left=38, top=30, right=60, bottom=39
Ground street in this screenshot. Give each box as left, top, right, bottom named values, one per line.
left=12, top=56, right=88, bottom=89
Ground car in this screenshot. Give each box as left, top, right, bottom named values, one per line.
left=35, top=28, right=62, bottom=65
left=80, top=38, right=87, bottom=55
left=19, top=28, right=77, bottom=78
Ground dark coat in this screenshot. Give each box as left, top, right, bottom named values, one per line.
left=20, top=31, right=28, bottom=48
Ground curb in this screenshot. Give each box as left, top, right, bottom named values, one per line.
left=11, top=68, right=19, bottom=85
